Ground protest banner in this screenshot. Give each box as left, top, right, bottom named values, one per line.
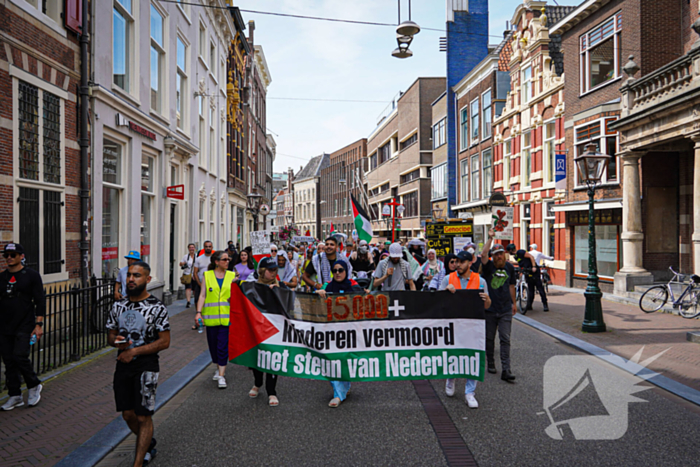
left=425, top=220, right=473, bottom=257
left=292, top=236, right=315, bottom=243
left=491, top=207, right=514, bottom=240
left=229, top=282, right=485, bottom=382
left=453, top=237, right=473, bottom=252
left=250, top=230, right=271, bottom=256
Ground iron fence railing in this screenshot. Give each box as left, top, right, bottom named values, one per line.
left=1, top=275, right=116, bottom=394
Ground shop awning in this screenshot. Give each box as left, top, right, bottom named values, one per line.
left=451, top=199, right=489, bottom=211
left=551, top=198, right=623, bottom=212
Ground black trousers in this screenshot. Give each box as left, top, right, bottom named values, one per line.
left=526, top=273, right=547, bottom=309
left=252, top=369, right=277, bottom=396
left=0, top=332, right=41, bottom=396
left=485, top=311, right=512, bottom=372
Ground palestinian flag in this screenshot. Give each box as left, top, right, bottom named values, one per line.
left=305, top=229, right=311, bottom=236
left=351, top=194, right=373, bottom=243
left=330, top=222, right=336, bottom=235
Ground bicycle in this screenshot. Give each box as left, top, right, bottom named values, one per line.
left=540, top=264, right=551, bottom=295
left=639, top=267, right=700, bottom=318
left=515, top=267, right=529, bottom=314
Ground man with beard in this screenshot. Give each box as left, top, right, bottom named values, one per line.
left=106, top=262, right=170, bottom=467
left=302, top=237, right=352, bottom=290
left=373, top=243, right=416, bottom=291
left=481, top=230, right=517, bottom=383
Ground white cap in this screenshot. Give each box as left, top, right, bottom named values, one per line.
left=359, top=240, right=368, bottom=246
left=530, top=244, right=538, bottom=250
left=389, top=243, right=403, bottom=258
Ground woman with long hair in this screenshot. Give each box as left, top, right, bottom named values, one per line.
left=316, top=259, right=363, bottom=408
left=250, top=257, right=281, bottom=406
left=195, top=250, right=236, bottom=389
left=430, top=253, right=458, bottom=290
left=232, top=249, right=255, bottom=281
left=421, top=249, right=444, bottom=291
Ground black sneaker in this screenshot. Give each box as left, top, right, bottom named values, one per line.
left=543, top=305, right=549, bottom=312
left=501, top=370, right=516, bottom=383
left=487, top=363, right=497, bottom=374
left=186, top=302, right=191, bottom=308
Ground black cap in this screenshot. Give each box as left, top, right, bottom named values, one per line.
left=4, top=243, right=24, bottom=255
left=506, top=243, right=517, bottom=252
left=456, top=250, right=473, bottom=262
left=258, top=256, right=278, bottom=270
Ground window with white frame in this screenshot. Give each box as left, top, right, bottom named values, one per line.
left=431, top=163, right=447, bottom=200
left=521, top=66, right=532, bottom=104
left=482, top=90, right=492, bottom=139
left=210, top=41, right=217, bottom=78
left=574, top=118, right=619, bottom=186
left=141, top=155, right=155, bottom=266
left=470, top=99, right=479, bottom=143
left=23, top=1, right=63, bottom=24
left=471, top=154, right=480, bottom=200
left=460, top=108, right=468, bottom=150
left=544, top=121, right=556, bottom=184
left=198, top=96, right=205, bottom=167
left=199, top=198, right=205, bottom=246
left=175, top=0, right=188, bottom=16
left=150, top=4, right=165, bottom=113
left=113, top=0, right=133, bottom=92
left=503, top=139, right=511, bottom=191
left=460, top=159, right=469, bottom=202
left=176, top=36, right=187, bottom=130
left=544, top=202, right=555, bottom=259
left=581, top=13, right=622, bottom=93
left=522, top=131, right=531, bottom=187
left=483, top=149, right=492, bottom=198
left=199, top=23, right=207, bottom=62
left=16, top=79, right=65, bottom=277
left=433, top=118, right=446, bottom=149
left=209, top=106, right=215, bottom=171
left=209, top=199, right=215, bottom=241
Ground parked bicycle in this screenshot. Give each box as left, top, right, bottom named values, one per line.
left=639, top=267, right=700, bottom=318
left=540, top=264, right=551, bottom=295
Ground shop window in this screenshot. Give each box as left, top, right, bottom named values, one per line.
left=574, top=225, right=619, bottom=278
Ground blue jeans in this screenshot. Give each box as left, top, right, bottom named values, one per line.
left=446, top=378, right=477, bottom=395
left=331, top=381, right=351, bottom=401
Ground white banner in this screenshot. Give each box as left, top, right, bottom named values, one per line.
left=491, top=207, right=514, bottom=240
left=250, top=230, right=271, bottom=255
left=292, top=236, right=315, bottom=243
left=453, top=237, right=473, bottom=252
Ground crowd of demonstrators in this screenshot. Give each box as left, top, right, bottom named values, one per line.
left=196, top=250, right=236, bottom=389
left=301, top=237, right=352, bottom=291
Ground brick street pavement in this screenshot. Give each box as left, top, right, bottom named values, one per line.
left=0, top=299, right=205, bottom=467
left=524, top=288, right=700, bottom=391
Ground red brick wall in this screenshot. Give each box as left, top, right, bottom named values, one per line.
left=683, top=0, right=700, bottom=55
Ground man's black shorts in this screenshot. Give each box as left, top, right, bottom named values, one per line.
left=113, top=361, right=159, bottom=416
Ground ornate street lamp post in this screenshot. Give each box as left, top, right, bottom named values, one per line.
left=574, top=143, right=611, bottom=333
left=247, top=192, right=263, bottom=233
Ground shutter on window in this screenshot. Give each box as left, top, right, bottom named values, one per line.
left=64, top=0, right=83, bottom=35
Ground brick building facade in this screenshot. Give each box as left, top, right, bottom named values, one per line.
left=319, top=138, right=367, bottom=240
left=0, top=1, right=84, bottom=284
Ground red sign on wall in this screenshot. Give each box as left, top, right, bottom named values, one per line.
left=166, top=185, right=185, bottom=200
left=141, top=245, right=150, bottom=256
left=129, top=121, right=157, bottom=141
left=102, top=247, right=118, bottom=260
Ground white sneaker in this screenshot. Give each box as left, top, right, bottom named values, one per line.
left=465, top=392, right=479, bottom=409
left=213, top=371, right=221, bottom=381
left=218, top=376, right=227, bottom=389
left=27, top=384, right=42, bottom=407
left=445, top=379, right=455, bottom=397
left=1, top=395, right=24, bottom=411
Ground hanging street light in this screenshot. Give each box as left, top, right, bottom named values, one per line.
left=392, top=0, right=419, bottom=59
left=573, top=143, right=611, bottom=333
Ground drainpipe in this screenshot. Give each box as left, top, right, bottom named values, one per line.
left=79, top=0, right=90, bottom=287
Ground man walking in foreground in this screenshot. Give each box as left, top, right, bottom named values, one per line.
left=0, top=243, right=45, bottom=410
left=481, top=230, right=517, bottom=383
left=107, top=261, right=170, bottom=467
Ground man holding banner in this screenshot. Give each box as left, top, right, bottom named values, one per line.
left=440, top=251, right=490, bottom=408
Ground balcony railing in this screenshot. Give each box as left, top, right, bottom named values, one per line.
left=620, top=48, right=700, bottom=118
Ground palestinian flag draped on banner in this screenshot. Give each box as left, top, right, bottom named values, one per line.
left=351, top=194, right=373, bottom=243
left=229, top=282, right=485, bottom=382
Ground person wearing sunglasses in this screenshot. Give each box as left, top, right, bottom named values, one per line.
left=315, top=259, right=364, bottom=408
left=0, top=243, right=46, bottom=411
left=196, top=250, right=237, bottom=389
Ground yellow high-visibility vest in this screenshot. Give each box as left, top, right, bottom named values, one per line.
left=202, top=270, right=236, bottom=326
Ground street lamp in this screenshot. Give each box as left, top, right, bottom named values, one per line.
left=247, top=192, right=263, bottom=232
left=391, top=0, right=419, bottom=59
left=574, top=143, right=611, bottom=333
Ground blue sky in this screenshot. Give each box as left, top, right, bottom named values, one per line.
left=234, top=0, right=579, bottom=173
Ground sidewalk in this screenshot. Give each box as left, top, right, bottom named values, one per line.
left=0, top=299, right=206, bottom=467
left=521, top=287, right=700, bottom=392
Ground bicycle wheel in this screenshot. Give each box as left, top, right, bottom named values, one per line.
left=519, top=284, right=529, bottom=314
left=91, top=295, right=114, bottom=333
left=639, top=286, right=668, bottom=313
left=679, top=289, right=700, bottom=319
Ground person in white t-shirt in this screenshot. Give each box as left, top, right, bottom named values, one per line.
left=179, top=243, right=197, bottom=308
left=529, top=244, right=553, bottom=267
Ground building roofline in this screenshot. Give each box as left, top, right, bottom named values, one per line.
left=431, top=91, right=447, bottom=107
left=549, top=0, right=612, bottom=36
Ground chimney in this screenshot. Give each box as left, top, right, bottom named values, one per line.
left=248, top=20, right=255, bottom=47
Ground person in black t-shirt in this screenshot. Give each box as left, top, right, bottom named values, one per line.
left=481, top=231, right=517, bottom=383
left=0, top=243, right=45, bottom=411
left=106, top=261, right=170, bottom=467
left=515, top=249, right=549, bottom=312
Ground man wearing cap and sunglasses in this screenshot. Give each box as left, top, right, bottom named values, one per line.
left=116, top=250, right=142, bottom=301
left=0, top=243, right=46, bottom=410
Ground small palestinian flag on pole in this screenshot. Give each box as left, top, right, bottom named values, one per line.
left=305, top=229, right=311, bottom=236
left=351, top=194, right=373, bottom=243
left=329, top=222, right=336, bottom=235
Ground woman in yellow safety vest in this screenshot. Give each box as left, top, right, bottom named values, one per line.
left=196, top=250, right=236, bottom=389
